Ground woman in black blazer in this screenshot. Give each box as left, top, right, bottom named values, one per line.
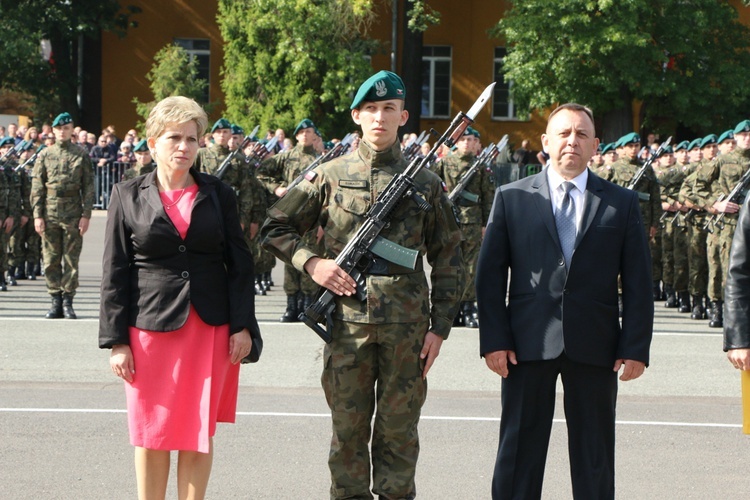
left=99, top=96, right=260, bottom=500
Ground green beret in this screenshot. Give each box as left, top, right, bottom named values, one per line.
left=717, top=130, right=734, bottom=144
left=673, top=140, right=690, bottom=151
left=350, top=70, right=406, bottom=110
left=211, top=118, right=232, bottom=133
left=463, top=126, right=480, bottom=138
left=733, top=120, right=750, bottom=134
left=688, top=139, right=702, bottom=151
left=293, top=119, right=315, bottom=136
left=601, top=143, right=615, bottom=154
left=133, top=139, right=149, bottom=152
left=230, top=124, right=244, bottom=136
left=661, top=145, right=673, bottom=154
left=700, top=134, right=717, bottom=148
left=618, top=132, right=641, bottom=146
left=52, top=112, right=73, bottom=128
left=0, top=137, right=15, bottom=148
left=324, top=141, right=334, bottom=150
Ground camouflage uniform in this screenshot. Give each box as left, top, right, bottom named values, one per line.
left=432, top=150, right=494, bottom=326
left=3, top=161, right=24, bottom=282
left=261, top=139, right=463, bottom=499
left=30, top=140, right=95, bottom=297
left=658, top=163, right=690, bottom=306
left=120, top=160, right=155, bottom=181
left=9, top=162, right=40, bottom=279
left=678, top=161, right=709, bottom=318
left=0, top=158, right=21, bottom=288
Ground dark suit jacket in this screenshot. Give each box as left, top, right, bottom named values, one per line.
left=98, top=168, right=260, bottom=349
left=477, top=168, right=653, bottom=368
left=724, top=196, right=750, bottom=350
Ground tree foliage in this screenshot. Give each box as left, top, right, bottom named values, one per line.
left=493, top=0, right=750, bottom=137
left=217, top=0, right=380, bottom=137
left=131, top=44, right=212, bottom=136
left=0, top=0, right=138, bottom=122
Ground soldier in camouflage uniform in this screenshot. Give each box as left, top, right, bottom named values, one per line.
left=696, top=121, right=750, bottom=328
left=120, top=139, right=155, bottom=181
left=431, top=127, right=494, bottom=328
left=257, top=118, right=322, bottom=322
left=2, top=140, right=24, bottom=286
left=678, top=138, right=709, bottom=319
left=0, top=137, right=21, bottom=291
left=610, top=133, right=663, bottom=299
left=8, top=141, right=40, bottom=282
left=262, top=71, right=463, bottom=500
left=31, top=112, right=95, bottom=318
left=593, top=142, right=618, bottom=181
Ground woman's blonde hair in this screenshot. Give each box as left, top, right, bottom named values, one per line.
left=145, top=96, right=208, bottom=140
left=24, top=127, right=38, bottom=141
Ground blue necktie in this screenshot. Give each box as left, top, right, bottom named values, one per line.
left=555, top=182, right=576, bottom=269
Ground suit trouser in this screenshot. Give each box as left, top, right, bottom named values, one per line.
left=493, top=353, right=617, bottom=500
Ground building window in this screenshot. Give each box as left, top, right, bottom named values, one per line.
left=493, top=47, right=518, bottom=120
left=174, top=38, right=210, bottom=103
left=421, top=46, right=452, bottom=118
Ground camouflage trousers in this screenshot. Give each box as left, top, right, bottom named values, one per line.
left=687, top=218, right=708, bottom=296
left=650, top=226, right=662, bottom=282
left=718, top=221, right=738, bottom=297
left=9, top=219, right=41, bottom=267
left=661, top=222, right=689, bottom=292
left=245, top=226, right=276, bottom=275
left=0, top=228, right=7, bottom=273
left=41, top=219, right=83, bottom=296
left=460, top=223, right=482, bottom=302
left=706, top=226, right=724, bottom=301
left=283, top=230, right=320, bottom=296
left=322, top=320, right=428, bottom=500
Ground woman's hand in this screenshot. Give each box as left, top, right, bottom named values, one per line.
left=110, top=344, right=135, bottom=383
left=229, top=328, right=253, bottom=364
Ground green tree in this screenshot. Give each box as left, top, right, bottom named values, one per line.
left=217, top=0, right=380, bottom=138
left=132, top=44, right=212, bottom=135
left=493, top=1, right=750, bottom=140
left=0, top=0, right=138, bottom=124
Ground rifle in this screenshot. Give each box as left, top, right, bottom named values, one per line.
left=285, top=133, right=354, bottom=192
left=214, top=125, right=260, bottom=180
left=703, top=167, right=750, bottom=232
left=300, top=82, right=496, bottom=343
left=627, top=137, right=672, bottom=194
left=0, top=140, right=27, bottom=168
left=448, top=135, right=508, bottom=204
left=15, top=144, right=45, bottom=172
left=402, top=131, right=427, bottom=162
left=244, top=136, right=279, bottom=169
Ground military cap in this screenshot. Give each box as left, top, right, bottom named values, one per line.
left=0, top=136, right=15, bottom=148
left=350, top=70, right=406, bottom=110
left=463, top=126, right=480, bottom=138
left=293, top=119, right=316, bottom=136
left=601, top=143, right=615, bottom=154
left=596, top=143, right=603, bottom=153
left=230, top=124, right=244, bottom=136
left=210, top=118, right=232, bottom=132
left=717, top=130, right=734, bottom=144
left=673, top=140, right=690, bottom=151
left=618, top=132, right=641, bottom=146
left=661, top=145, right=673, bottom=154
left=699, top=134, right=718, bottom=148
left=314, top=127, right=322, bottom=137
left=133, top=139, right=149, bottom=152
left=688, top=138, right=702, bottom=151
left=734, top=120, right=750, bottom=134
left=52, top=112, right=73, bottom=128
left=324, top=141, right=334, bottom=150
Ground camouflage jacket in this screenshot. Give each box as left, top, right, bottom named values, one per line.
left=0, top=159, right=21, bottom=220
left=593, top=163, right=615, bottom=182
left=697, top=148, right=750, bottom=224
left=256, top=144, right=318, bottom=195
left=659, top=163, right=691, bottom=205
left=610, top=157, right=662, bottom=227
left=121, top=161, right=155, bottom=182
left=31, top=141, right=94, bottom=221
left=432, top=152, right=495, bottom=226
left=261, top=139, right=464, bottom=338
left=194, top=143, right=261, bottom=226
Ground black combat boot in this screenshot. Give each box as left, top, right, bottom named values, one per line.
left=708, top=300, right=723, bottom=328
left=664, top=286, right=677, bottom=308
left=13, top=264, right=26, bottom=280
left=652, top=281, right=663, bottom=301
left=265, top=271, right=274, bottom=287
left=6, top=268, right=17, bottom=286
left=302, top=294, right=314, bottom=312
left=254, top=275, right=266, bottom=296
left=691, top=294, right=706, bottom=320
left=463, top=301, right=478, bottom=328
left=26, top=262, right=36, bottom=281
left=45, top=293, right=64, bottom=319
left=280, top=294, right=299, bottom=323
left=0, top=277, right=6, bottom=291
left=62, top=294, right=77, bottom=319
left=678, top=291, right=691, bottom=313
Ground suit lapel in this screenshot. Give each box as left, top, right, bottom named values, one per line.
left=531, top=168, right=562, bottom=249
left=140, top=170, right=173, bottom=228
left=575, top=170, right=604, bottom=248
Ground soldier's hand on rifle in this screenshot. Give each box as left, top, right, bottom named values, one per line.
left=304, top=256, right=357, bottom=297
left=275, top=186, right=288, bottom=198
left=714, top=199, right=740, bottom=214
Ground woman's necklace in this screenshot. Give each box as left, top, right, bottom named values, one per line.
left=162, top=187, right=186, bottom=210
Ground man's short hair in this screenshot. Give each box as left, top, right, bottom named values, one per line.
left=547, top=103, right=595, bottom=129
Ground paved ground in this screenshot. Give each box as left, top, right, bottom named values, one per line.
left=0, top=211, right=747, bottom=499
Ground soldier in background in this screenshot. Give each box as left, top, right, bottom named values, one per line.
left=594, top=142, right=618, bottom=182
left=0, top=137, right=21, bottom=291
left=8, top=141, right=40, bottom=282
left=718, top=129, right=736, bottom=156
left=257, top=118, right=321, bottom=322
left=431, top=127, right=494, bottom=328
left=120, top=139, right=155, bottom=182
left=31, top=112, right=95, bottom=318
left=2, top=139, right=25, bottom=286
left=262, top=70, right=463, bottom=500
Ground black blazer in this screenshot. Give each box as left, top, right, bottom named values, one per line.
left=476, top=168, right=653, bottom=368
left=724, top=196, right=750, bottom=350
left=98, top=168, right=260, bottom=349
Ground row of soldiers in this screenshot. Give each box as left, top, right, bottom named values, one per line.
left=591, top=121, right=750, bottom=328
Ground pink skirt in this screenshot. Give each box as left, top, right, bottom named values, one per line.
left=124, top=305, right=239, bottom=453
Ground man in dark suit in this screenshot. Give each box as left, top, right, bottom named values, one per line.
left=476, top=103, right=654, bottom=500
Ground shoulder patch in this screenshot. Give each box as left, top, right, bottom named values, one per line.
left=339, top=179, right=368, bottom=189
left=441, top=182, right=448, bottom=192
left=304, top=170, right=318, bottom=182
